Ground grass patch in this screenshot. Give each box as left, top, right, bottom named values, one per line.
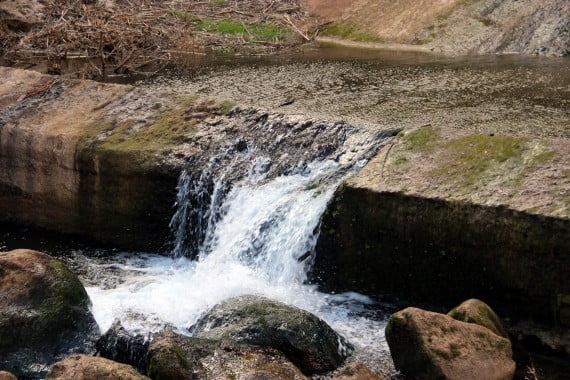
left=431, top=134, right=528, bottom=186
left=219, top=100, right=236, bottom=114
left=208, top=0, right=228, bottom=6
left=173, top=11, right=290, bottom=42
left=533, top=149, right=556, bottom=165
left=403, top=126, right=440, bottom=152
left=320, top=22, right=383, bottom=42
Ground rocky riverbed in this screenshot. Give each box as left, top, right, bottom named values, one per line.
left=1, top=44, right=569, bottom=379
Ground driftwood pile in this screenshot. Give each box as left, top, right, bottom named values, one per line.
left=1, top=0, right=309, bottom=77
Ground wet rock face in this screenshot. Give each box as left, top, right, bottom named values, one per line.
left=146, top=331, right=307, bottom=380
left=386, top=307, right=515, bottom=380
left=448, top=298, right=508, bottom=338
left=96, top=320, right=149, bottom=373
left=46, top=355, right=149, bottom=380
left=0, top=249, right=99, bottom=378
left=190, top=295, right=353, bottom=374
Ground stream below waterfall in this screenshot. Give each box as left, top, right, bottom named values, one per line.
left=2, top=45, right=570, bottom=378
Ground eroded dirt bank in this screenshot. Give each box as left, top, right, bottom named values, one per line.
left=307, top=0, right=570, bottom=56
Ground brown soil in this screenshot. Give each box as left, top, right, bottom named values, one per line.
left=307, top=0, right=570, bottom=56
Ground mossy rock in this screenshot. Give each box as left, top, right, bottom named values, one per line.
left=146, top=331, right=307, bottom=380
left=448, top=299, right=508, bottom=338
left=46, top=355, right=149, bottom=380
left=190, top=295, right=353, bottom=374
left=0, top=250, right=99, bottom=378
left=386, top=307, right=515, bottom=380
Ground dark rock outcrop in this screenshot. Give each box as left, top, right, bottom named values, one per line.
left=0, top=249, right=99, bottom=378
left=46, top=355, right=149, bottom=380
left=448, top=298, right=508, bottom=338
left=191, top=295, right=352, bottom=374
left=146, top=331, right=307, bottom=380
left=96, top=320, right=149, bottom=373
left=386, top=307, right=515, bottom=380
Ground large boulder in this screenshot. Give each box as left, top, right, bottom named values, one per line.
left=448, top=299, right=508, bottom=338
left=146, top=331, right=308, bottom=380
left=0, top=249, right=99, bottom=378
left=191, top=295, right=353, bottom=374
left=0, top=371, right=17, bottom=380
left=386, top=307, right=515, bottom=380
left=96, top=320, right=149, bottom=372
left=46, top=355, right=149, bottom=380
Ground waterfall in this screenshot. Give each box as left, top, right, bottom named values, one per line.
left=85, top=114, right=395, bottom=373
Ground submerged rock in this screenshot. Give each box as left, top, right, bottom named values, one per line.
left=96, top=320, right=149, bottom=372
left=191, top=295, right=353, bottom=374
left=146, top=331, right=307, bottom=380
left=448, top=298, right=508, bottom=338
left=386, top=307, right=515, bottom=380
left=46, top=355, right=149, bottom=380
left=0, top=249, right=99, bottom=378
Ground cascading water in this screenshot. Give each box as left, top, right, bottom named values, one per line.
left=85, top=110, right=397, bottom=374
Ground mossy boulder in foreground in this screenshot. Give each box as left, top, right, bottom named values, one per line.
left=448, top=298, right=508, bottom=338
left=146, top=331, right=307, bottom=380
left=386, top=307, right=515, bottom=380
left=46, top=355, right=149, bottom=380
left=0, top=249, right=99, bottom=378
left=191, top=295, right=353, bottom=374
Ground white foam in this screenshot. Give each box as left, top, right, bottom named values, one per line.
left=86, top=157, right=393, bottom=373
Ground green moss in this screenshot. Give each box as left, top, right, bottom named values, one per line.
left=173, top=346, right=191, bottom=369
left=35, top=260, right=91, bottom=334
left=430, top=134, right=528, bottom=187
left=533, top=149, right=556, bottom=165
left=219, top=100, right=236, bottom=115
left=45, top=261, right=89, bottom=315
left=403, top=126, right=439, bottom=153
left=320, top=22, right=383, bottom=43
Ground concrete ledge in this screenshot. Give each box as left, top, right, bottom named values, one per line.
left=313, top=127, right=570, bottom=326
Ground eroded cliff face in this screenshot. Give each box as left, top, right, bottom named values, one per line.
left=307, top=0, right=570, bottom=56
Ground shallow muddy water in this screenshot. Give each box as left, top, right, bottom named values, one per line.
left=142, top=46, right=570, bottom=139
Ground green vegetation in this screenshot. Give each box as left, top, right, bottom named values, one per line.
left=45, top=261, right=89, bottom=321
left=208, top=0, right=228, bottom=6
left=403, top=126, right=439, bottom=152
left=431, top=134, right=528, bottom=186
left=219, top=100, right=236, bottom=114
left=320, top=22, right=383, bottom=42
left=172, top=11, right=290, bottom=42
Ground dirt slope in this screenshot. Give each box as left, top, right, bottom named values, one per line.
left=306, top=0, right=570, bottom=56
